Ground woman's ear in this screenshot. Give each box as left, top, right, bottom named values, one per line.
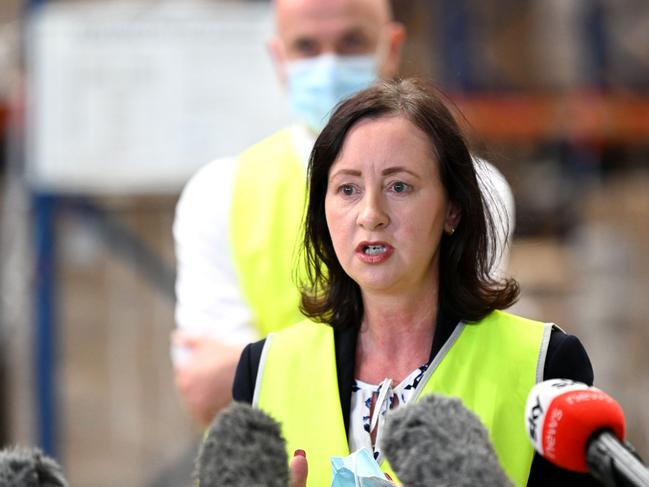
left=444, top=202, right=461, bottom=234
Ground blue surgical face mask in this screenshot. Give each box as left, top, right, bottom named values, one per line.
left=285, top=53, right=378, bottom=133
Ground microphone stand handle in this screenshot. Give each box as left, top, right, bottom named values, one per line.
left=587, top=431, right=649, bottom=487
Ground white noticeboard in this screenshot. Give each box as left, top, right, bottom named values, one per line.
left=26, top=0, right=294, bottom=195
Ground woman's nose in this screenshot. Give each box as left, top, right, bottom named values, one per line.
left=356, top=192, right=390, bottom=231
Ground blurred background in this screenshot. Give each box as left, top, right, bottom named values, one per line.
left=0, top=0, right=647, bottom=485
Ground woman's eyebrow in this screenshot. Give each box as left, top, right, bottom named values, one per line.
left=382, top=166, right=421, bottom=179
left=329, top=168, right=362, bottom=180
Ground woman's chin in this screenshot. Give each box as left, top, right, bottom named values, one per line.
left=354, top=269, right=436, bottom=298
left=355, top=275, right=407, bottom=296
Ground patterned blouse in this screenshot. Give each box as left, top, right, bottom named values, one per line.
left=348, top=361, right=430, bottom=464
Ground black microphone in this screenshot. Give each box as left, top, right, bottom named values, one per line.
left=525, top=379, right=649, bottom=487
left=194, top=401, right=290, bottom=487
left=381, top=394, right=513, bottom=487
left=0, top=445, right=68, bottom=487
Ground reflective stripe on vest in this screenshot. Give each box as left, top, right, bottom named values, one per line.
left=229, top=128, right=308, bottom=337
left=254, top=310, right=552, bottom=487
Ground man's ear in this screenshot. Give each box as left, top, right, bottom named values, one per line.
left=267, top=36, right=288, bottom=86
left=380, top=22, right=406, bottom=78
left=444, top=202, right=462, bottom=234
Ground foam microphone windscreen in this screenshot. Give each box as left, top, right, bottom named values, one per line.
left=194, top=401, right=290, bottom=487
left=381, top=394, right=513, bottom=487
left=0, top=446, right=68, bottom=487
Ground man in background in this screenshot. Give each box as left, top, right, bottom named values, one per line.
left=171, top=0, right=513, bottom=426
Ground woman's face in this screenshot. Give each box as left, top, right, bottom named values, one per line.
left=325, top=115, right=460, bottom=296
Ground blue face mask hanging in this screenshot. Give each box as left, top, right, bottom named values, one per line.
left=285, top=53, right=378, bottom=133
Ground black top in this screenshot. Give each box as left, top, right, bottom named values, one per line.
left=233, top=312, right=598, bottom=486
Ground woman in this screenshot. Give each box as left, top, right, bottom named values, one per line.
left=233, top=79, right=595, bottom=487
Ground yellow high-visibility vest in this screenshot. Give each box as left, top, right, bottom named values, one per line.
left=255, top=310, right=551, bottom=487
left=229, top=128, right=308, bottom=337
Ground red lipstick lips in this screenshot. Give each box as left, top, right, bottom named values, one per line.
left=355, top=241, right=394, bottom=264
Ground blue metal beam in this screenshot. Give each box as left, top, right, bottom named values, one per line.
left=27, top=0, right=47, bottom=8
left=33, top=192, right=57, bottom=457
left=440, top=0, right=476, bottom=92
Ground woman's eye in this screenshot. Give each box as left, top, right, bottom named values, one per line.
left=340, top=184, right=356, bottom=196
left=391, top=181, right=411, bottom=193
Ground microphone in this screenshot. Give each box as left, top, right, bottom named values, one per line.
left=381, top=394, right=514, bottom=487
left=194, top=401, right=290, bottom=487
left=0, top=445, right=68, bottom=487
left=525, top=379, right=649, bottom=487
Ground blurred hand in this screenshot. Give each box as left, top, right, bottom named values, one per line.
left=172, top=331, right=244, bottom=426
left=289, top=450, right=308, bottom=487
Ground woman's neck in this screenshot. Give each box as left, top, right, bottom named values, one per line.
left=355, top=288, right=438, bottom=385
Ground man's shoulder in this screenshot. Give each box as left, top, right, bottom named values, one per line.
left=175, top=125, right=305, bottom=226
left=234, top=126, right=307, bottom=190
left=181, top=125, right=298, bottom=191
left=237, top=126, right=298, bottom=165
left=177, top=156, right=238, bottom=210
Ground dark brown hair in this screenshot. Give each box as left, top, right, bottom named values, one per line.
left=300, top=78, right=518, bottom=328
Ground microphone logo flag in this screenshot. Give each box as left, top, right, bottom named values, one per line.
left=525, top=379, right=584, bottom=457
left=526, top=394, right=544, bottom=442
